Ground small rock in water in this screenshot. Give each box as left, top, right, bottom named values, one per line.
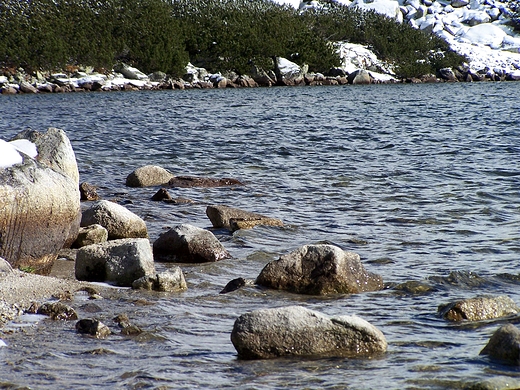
left=168, top=176, right=243, bottom=188
left=231, top=305, right=387, bottom=359
left=393, top=280, right=435, bottom=294
left=220, top=277, right=247, bottom=294
left=76, top=318, right=111, bottom=338
left=480, top=323, right=520, bottom=365
left=113, top=313, right=142, bottom=335
left=438, top=295, right=520, bottom=322
left=151, top=188, right=172, bottom=201
left=37, top=302, right=78, bottom=320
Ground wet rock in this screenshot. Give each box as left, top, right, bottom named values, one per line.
left=1, top=128, right=80, bottom=274
left=438, top=296, right=520, bottom=322
left=37, top=301, right=78, bottom=320
left=256, top=244, right=383, bottom=295
left=220, top=277, right=248, bottom=294
left=151, top=188, right=172, bottom=201
left=73, top=224, right=108, bottom=248
left=465, top=376, right=520, bottom=389
left=132, top=268, right=188, bottom=292
left=164, top=197, right=195, bottom=204
left=80, top=302, right=103, bottom=313
left=393, top=280, right=434, bottom=294
left=79, top=182, right=99, bottom=201
left=80, top=200, right=148, bottom=239
left=76, top=318, right=111, bottom=338
left=153, top=224, right=231, bottom=263
left=231, top=305, right=387, bottom=359
left=480, top=324, right=520, bottom=365
left=206, top=205, right=282, bottom=230
left=75, top=238, right=155, bottom=286
left=230, top=217, right=284, bottom=231
left=125, top=165, right=174, bottom=187
left=114, top=313, right=142, bottom=335
left=168, top=176, right=243, bottom=188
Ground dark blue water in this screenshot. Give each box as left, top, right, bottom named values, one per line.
left=1, top=83, right=520, bottom=389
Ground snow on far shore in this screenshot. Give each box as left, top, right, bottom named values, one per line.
left=280, top=0, right=520, bottom=76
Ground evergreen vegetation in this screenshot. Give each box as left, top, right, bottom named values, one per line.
left=0, top=0, right=466, bottom=79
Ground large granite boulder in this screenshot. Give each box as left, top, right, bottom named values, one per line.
left=231, top=306, right=387, bottom=359
left=153, top=224, right=231, bottom=263
left=206, top=205, right=283, bottom=231
left=125, top=165, right=174, bottom=187
left=81, top=200, right=148, bottom=239
left=480, top=324, right=520, bottom=365
left=75, top=238, right=155, bottom=286
left=256, top=244, right=383, bottom=295
left=438, top=296, right=520, bottom=322
left=0, top=129, right=80, bottom=274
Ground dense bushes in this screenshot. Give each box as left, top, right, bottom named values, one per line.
left=0, top=0, right=188, bottom=75
left=171, top=0, right=339, bottom=73
left=0, top=0, right=465, bottom=78
left=302, top=4, right=467, bottom=78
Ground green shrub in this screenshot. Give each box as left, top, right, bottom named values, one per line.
left=0, top=0, right=466, bottom=79
left=171, top=0, right=339, bottom=74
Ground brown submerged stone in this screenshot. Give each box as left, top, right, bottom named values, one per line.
left=168, top=176, right=243, bottom=188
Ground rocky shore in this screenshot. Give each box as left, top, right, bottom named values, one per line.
left=0, top=258, right=93, bottom=327
left=2, top=128, right=520, bottom=372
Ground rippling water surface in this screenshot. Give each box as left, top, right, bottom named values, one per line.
left=1, top=82, right=519, bottom=389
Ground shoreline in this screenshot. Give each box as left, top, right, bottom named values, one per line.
left=0, top=259, right=111, bottom=329
left=1, top=61, right=518, bottom=96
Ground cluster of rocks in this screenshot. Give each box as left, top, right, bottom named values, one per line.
left=2, top=129, right=520, bottom=366
left=0, top=58, right=392, bottom=96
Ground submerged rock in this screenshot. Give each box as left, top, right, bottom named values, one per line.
left=206, top=205, right=283, bottom=231
left=220, top=277, right=255, bottom=294
left=480, top=324, right=520, bottom=365
left=80, top=200, right=148, bottom=239
left=256, top=244, right=383, bottom=295
left=168, top=176, right=243, bottom=188
left=231, top=305, right=387, bottom=359
left=153, top=224, right=231, bottom=263
left=438, top=296, right=520, bottom=322
left=37, top=301, right=78, bottom=321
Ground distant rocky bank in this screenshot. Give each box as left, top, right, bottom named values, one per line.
left=0, top=48, right=518, bottom=96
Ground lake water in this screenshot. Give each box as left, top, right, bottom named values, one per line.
left=0, top=82, right=519, bottom=389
